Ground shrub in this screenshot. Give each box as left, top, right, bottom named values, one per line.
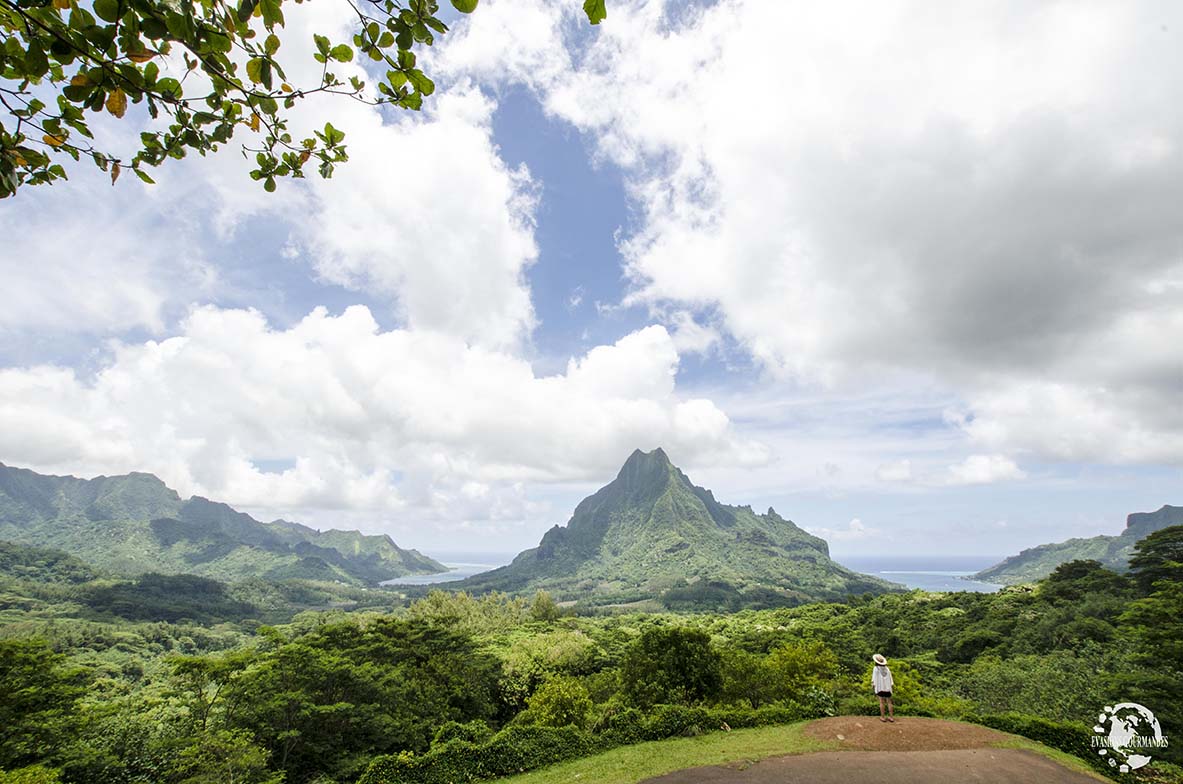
left=708, top=703, right=809, bottom=730
left=431, top=720, right=493, bottom=747
left=0, top=767, right=62, bottom=784
left=643, top=705, right=713, bottom=740
left=359, top=725, right=592, bottom=784
left=590, top=705, right=647, bottom=747
left=527, top=676, right=593, bottom=729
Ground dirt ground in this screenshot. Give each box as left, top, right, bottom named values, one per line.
left=639, top=717, right=1105, bottom=784
left=802, top=715, right=1016, bottom=751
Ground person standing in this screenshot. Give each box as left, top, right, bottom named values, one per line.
left=872, top=653, right=895, bottom=722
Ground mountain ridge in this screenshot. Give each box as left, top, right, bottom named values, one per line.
left=0, top=461, right=444, bottom=584
left=972, top=504, right=1183, bottom=585
left=458, top=448, right=895, bottom=608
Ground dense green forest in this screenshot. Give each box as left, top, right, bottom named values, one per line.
left=2, top=527, right=1181, bottom=784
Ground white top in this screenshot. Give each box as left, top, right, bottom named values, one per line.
left=872, top=664, right=894, bottom=693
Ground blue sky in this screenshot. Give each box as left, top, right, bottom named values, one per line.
left=1, top=0, right=1181, bottom=563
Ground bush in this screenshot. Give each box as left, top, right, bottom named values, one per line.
left=590, top=705, right=647, bottom=747
left=359, top=725, right=593, bottom=784
left=0, top=767, right=61, bottom=784
left=708, top=703, right=810, bottom=730
left=642, top=705, right=714, bottom=740
left=527, top=676, right=593, bottom=729
left=431, top=720, right=493, bottom=747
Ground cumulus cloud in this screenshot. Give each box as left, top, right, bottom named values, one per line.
left=944, top=454, right=1027, bottom=486
left=810, top=518, right=882, bottom=542
left=471, top=0, right=1183, bottom=465
left=291, top=87, right=540, bottom=348
left=0, top=306, right=759, bottom=532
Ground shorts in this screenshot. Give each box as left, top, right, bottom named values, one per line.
left=876, top=691, right=893, bottom=698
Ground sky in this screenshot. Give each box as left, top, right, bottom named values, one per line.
left=1, top=0, right=1181, bottom=561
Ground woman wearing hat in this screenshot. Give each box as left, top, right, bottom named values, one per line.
left=872, top=654, right=895, bottom=722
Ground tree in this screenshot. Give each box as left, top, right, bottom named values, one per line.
left=0, top=639, right=86, bottom=770
left=619, top=626, right=721, bottom=708
left=1128, top=525, right=1183, bottom=595
left=1117, top=580, right=1183, bottom=764
left=526, top=675, right=592, bottom=729
left=764, top=640, right=838, bottom=695
left=529, top=589, right=560, bottom=623
left=1, top=0, right=606, bottom=197
left=168, top=730, right=283, bottom=784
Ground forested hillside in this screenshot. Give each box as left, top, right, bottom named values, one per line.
left=2, top=526, right=1180, bottom=784
left=459, top=449, right=895, bottom=608
left=0, top=463, right=444, bottom=584
left=975, top=505, right=1183, bottom=585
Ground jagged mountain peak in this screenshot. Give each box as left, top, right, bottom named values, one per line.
left=461, top=449, right=893, bottom=608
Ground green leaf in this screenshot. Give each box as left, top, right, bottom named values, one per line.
left=377, top=31, right=394, bottom=48
left=156, top=78, right=182, bottom=98
left=93, top=0, right=119, bottom=23
left=330, top=44, right=353, bottom=62
left=322, top=122, right=345, bottom=145
left=24, top=42, right=49, bottom=79
left=451, top=0, right=477, bottom=12
left=236, top=0, right=259, bottom=22
left=264, top=176, right=276, bottom=192
left=259, top=0, right=284, bottom=29
left=583, top=0, right=606, bottom=25
left=314, top=34, right=331, bottom=55
left=134, top=168, right=155, bottom=184
left=246, top=57, right=264, bottom=84
left=407, top=69, right=434, bottom=96
left=265, top=34, right=280, bottom=55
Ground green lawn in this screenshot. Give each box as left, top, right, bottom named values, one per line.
left=496, top=722, right=836, bottom=784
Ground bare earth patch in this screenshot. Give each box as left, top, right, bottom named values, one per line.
left=640, top=717, right=1107, bottom=784
left=803, top=715, right=1013, bottom=751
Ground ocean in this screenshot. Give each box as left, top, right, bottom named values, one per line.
left=384, top=552, right=1004, bottom=593
left=838, top=555, right=1004, bottom=593
left=380, top=552, right=515, bottom=586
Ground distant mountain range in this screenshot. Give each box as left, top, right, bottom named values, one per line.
left=458, top=448, right=896, bottom=609
left=972, top=505, right=1183, bottom=585
left=0, top=462, right=444, bottom=584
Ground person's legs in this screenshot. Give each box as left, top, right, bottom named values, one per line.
left=878, top=695, right=887, bottom=720
left=887, top=696, right=895, bottom=720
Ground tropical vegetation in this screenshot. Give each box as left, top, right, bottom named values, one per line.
left=1, top=525, right=1181, bottom=783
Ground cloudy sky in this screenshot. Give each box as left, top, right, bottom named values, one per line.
left=2, top=0, right=1181, bottom=561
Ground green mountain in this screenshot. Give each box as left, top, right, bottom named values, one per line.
left=0, top=462, right=445, bottom=584
left=458, top=448, right=896, bottom=609
left=973, top=504, right=1183, bottom=585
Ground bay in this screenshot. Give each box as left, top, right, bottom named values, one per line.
left=839, top=555, right=1004, bottom=593
left=381, top=551, right=516, bottom=586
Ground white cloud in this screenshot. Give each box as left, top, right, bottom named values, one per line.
left=810, top=517, right=881, bottom=542
left=462, top=0, right=1183, bottom=465
left=666, top=311, right=720, bottom=355
left=876, top=459, right=913, bottom=483
left=292, top=87, right=540, bottom=349
left=944, top=454, right=1027, bottom=486
left=0, top=168, right=215, bottom=338
left=0, top=306, right=760, bottom=535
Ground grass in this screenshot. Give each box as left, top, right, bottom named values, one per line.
left=496, top=722, right=836, bottom=784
